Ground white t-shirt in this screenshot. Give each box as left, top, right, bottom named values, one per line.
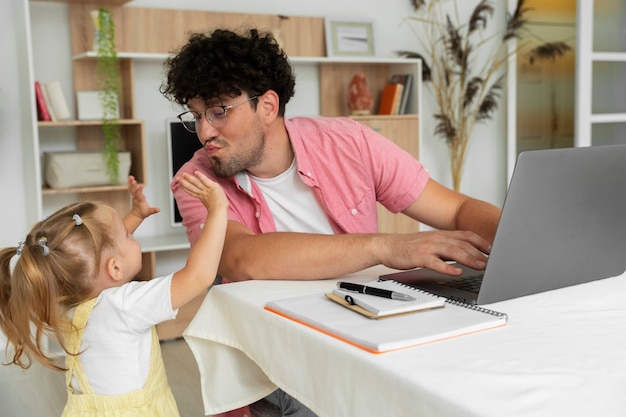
left=250, top=158, right=333, bottom=234
left=73, top=274, right=178, bottom=395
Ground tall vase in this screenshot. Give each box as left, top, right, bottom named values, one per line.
left=448, top=129, right=472, bottom=192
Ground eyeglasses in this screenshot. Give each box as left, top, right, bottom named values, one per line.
left=177, top=96, right=259, bottom=133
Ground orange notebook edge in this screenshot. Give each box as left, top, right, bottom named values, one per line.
left=264, top=305, right=383, bottom=354
left=263, top=304, right=507, bottom=354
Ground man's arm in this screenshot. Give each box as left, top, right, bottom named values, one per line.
left=219, top=179, right=500, bottom=282
left=403, top=178, right=501, bottom=243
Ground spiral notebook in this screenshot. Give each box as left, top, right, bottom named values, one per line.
left=265, top=280, right=507, bottom=353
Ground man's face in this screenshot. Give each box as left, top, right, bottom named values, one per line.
left=187, top=94, right=265, bottom=178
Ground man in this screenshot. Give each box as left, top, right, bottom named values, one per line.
left=161, top=27, right=500, bottom=417
left=162, top=28, right=501, bottom=284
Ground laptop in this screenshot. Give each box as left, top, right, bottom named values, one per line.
left=380, top=144, right=626, bottom=305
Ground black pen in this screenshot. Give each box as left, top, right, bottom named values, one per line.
left=337, top=282, right=415, bottom=301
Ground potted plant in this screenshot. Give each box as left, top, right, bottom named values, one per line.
left=92, top=7, right=122, bottom=184
left=399, top=0, right=571, bottom=191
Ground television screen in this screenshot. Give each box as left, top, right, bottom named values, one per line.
left=166, top=118, right=202, bottom=226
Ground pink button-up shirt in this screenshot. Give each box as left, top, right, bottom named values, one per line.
left=171, top=117, right=429, bottom=246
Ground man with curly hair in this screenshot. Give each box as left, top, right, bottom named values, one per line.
left=161, top=28, right=501, bottom=416
left=162, top=27, right=500, bottom=280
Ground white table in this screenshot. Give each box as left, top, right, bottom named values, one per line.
left=184, top=265, right=626, bottom=417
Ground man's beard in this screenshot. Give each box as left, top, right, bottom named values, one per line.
left=210, top=137, right=265, bottom=178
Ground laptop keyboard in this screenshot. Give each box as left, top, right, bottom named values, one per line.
left=443, top=274, right=484, bottom=293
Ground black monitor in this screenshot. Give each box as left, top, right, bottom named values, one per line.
left=166, top=118, right=202, bottom=226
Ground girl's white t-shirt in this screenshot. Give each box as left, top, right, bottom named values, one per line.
left=72, top=274, right=178, bottom=395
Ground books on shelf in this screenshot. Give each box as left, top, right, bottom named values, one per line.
left=44, top=81, right=71, bottom=120
left=330, top=280, right=445, bottom=318
left=376, top=73, right=414, bottom=115
left=265, top=280, right=507, bottom=354
left=34, top=80, right=71, bottom=121
left=34, top=81, right=51, bottom=121
left=390, top=73, right=413, bottom=114
left=377, top=83, right=404, bottom=115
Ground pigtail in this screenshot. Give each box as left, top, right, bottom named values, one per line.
left=0, top=201, right=114, bottom=370
left=0, top=247, right=22, bottom=363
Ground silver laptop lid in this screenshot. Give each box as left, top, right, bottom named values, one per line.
left=476, top=144, right=626, bottom=304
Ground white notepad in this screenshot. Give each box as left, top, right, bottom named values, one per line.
left=265, top=289, right=507, bottom=353
left=332, top=280, right=445, bottom=318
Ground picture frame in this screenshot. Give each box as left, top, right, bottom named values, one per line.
left=324, top=18, right=376, bottom=58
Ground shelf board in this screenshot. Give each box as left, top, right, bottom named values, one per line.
left=351, top=114, right=419, bottom=121
left=42, top=184, right=127, bottom=195
left=136, top=233, right=190, bottom=252
left=591, top=52, right=626, bottom=62
left=290, top=56, right=421, bottom=65
left=589, top=113, right=626, bottom=123
left=32, top=0, right=131, bottom=5
left=37, top=119, right=142, bottom=127
left=73, top=51, right=171, bottom=62
left=73, top=51, right=421, bottom=66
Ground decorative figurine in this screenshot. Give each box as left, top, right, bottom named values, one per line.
left=348, top=72, right=374, bottom=115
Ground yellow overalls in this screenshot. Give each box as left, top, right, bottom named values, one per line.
left=61, top=298, right=180, bottom=416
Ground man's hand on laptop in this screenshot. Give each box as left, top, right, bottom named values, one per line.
left=379, top=230, right=490, bottom=276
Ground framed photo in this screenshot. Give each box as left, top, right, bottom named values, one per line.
left=325, top=18, right=376, bottom=57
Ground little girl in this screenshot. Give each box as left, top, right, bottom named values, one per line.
left=0, top=172, right=227, bottom=416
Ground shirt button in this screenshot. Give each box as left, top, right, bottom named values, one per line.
left=199, top=223, right=205, bottom=229
left=351, top=208, right=358, bottom=215
left=255, top=212, right=260, bottom=218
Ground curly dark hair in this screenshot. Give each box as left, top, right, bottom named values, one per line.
left=161, top=28, right=296, bottom=117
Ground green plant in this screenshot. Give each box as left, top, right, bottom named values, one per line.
left=399, top=0, right=570, bottom=191
left=93, top=8, right=122, bottom=183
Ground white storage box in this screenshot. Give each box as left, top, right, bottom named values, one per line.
left=44, top=151, right=131, bottom=188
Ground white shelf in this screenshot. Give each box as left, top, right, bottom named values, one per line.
left=73, top=51, right=170, bottom=62
left=290, top=56, right=421, bottom=65
left=591, top=52, right=626, bottom=62
left=73, top=51, right=420, bottom=66
left=590, top=113, right=626, bottom=124
left=136, top=233, right=190, bottom=253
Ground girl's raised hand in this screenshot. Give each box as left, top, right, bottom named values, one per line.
left=178, top=171, right=228, bottom=212
left=127, top=175, right=160, bottom=220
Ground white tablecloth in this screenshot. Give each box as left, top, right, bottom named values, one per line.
left=183, top=265, right=626, bottom=417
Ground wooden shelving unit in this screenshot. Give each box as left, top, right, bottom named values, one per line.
left=27, top=2, right=422, bottom=338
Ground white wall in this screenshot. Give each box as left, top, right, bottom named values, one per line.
left=0, top=0, right=33, bottom=248
left=2, top=0, right=507, bottom=252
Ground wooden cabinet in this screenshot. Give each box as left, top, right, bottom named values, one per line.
left=315, top=59, right=422, bottom=233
